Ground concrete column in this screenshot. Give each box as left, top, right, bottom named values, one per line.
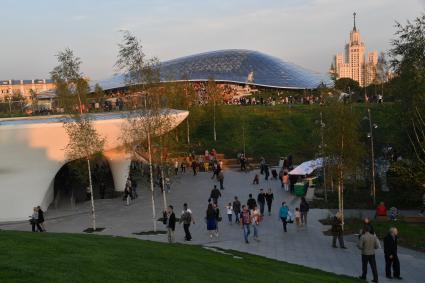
left=104, top=150, right=131, bottom=192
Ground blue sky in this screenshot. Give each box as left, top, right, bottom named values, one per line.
left=0, top=0, right=424, bottom=80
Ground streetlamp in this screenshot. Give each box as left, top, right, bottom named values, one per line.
left=366, top=108, right=378, bottom=204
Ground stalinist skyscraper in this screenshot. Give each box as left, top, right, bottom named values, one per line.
left=333, top=13, right=378, bottom=87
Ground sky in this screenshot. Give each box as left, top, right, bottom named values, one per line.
left=0, top=0, right=424, bottom=81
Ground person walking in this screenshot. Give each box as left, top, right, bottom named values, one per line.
left=331, top=212, right=346, bottom=248
left=191, top=160, right=197, bottom=176
left=247, top=194, right=257, bottom=211
left=260, top=157, right=265, bottom=175
left=206, top=203, right=218, bottom=239
left=181, top=160, right=186, bottom=173
left=218, top=171, right=224, bottom=190
left=210, top=185, right=222, bottom=205
left=251, top=205, right=261, bottom=241
left=264, top=164, right=270, bottom=180
left=226, top=203, right=233, bottom=224
left=257, top=189, right=266, bottom=215
left=384, top=227, right=402, bottom=280
left=265, top=189, right=274, bottom=216
left=166, top=205, right=176, bottom=243
left=299, top=197, right=309, bottom=225
left=358, top=225, right=380, bottom=283
left=37, top=206, right=46, bottom=232
left=180, top=203, right=195, bottom=241
left=30, top=207, right=42, bottom=232
left=283, top=173, right=289, bottom=192
left=279, top=202, right=289, bottom=232
left=240, top=205, right=252, bottom=243
left=174, top=160, right=179, bottom=175
left=233, top=196, right=241, bottom=224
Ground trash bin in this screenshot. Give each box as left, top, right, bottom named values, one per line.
left=294, top=182, right=306, bottom=196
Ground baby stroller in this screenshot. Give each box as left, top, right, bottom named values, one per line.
left=271, top=169, right=278, bottom=180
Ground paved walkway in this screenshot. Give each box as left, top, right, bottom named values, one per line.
left=1, top=169, right=424, bottom=282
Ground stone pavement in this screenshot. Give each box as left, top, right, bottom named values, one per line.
left=1, top=169, right=424, bottom=283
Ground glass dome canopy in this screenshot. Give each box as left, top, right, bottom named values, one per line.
left=98, top=49, right=328, bottom=90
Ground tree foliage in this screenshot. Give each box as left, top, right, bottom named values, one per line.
left=334, top=78, right=360, bottom=93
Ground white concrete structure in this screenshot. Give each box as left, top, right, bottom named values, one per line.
left=0, top=110, right=188, bottom=221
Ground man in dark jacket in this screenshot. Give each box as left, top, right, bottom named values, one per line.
left=257, top=189, right=266, bottom=215
left=247, top=194, right=257, bottom=210
left=299, top=197, right=309, bottom=225
left=210, top=185, right=222, bottom=204
left=384, top=227, right=401, bottom=280
left=166, top=205, right=176, bottom=243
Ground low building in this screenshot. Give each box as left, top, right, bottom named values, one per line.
left=0, top=79, right=55, bottom=100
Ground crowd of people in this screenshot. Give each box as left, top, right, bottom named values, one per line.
left=30, top=147, right=409, bottom=282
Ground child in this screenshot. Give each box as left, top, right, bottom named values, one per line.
left=253, top=174, right=259, bottom=185
left=165, top=177, right=171, bottom=193
left=295, top=207, right=301, bottom=226
left=226, top=203, right=233, bottom=224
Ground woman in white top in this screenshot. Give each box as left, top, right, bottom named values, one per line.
left=226, top=203, right=233, bottom=223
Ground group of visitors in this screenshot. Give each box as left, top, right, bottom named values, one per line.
left=30, top=206, right=46, bottom=232
left=164, top=203, right=195, bottom=243
left=330, top=213, right=403, bottom=282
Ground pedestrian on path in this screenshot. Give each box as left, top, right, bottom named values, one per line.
left=252, top=174, right=259, bottom=185
left=191, top=160, right=197, bottom=176
left=283, top=173, right=289, bottom=192
left=226, top=203, right=233, bottom=224
left=384, top=227, right=402, bottom=280
left=240, top=205, right=251, bottom=243
left=37, top=206, right=46, bottom=232
left=214, top=203, right=221, bottom=238
left=180, top=203, right=194, bottom=241
left=265, top=189, right=274, bottom=216
left=233, top=196, right=241, bottom=223
left=257, top=189, right=266, bottom=215
left=295, top=207, right=301, bottom=227
left=279, top=202, right=289, bottom=232
left=174, top=160, right=179, bottom=175
left=247, top=194, right=257, bottom=211
left=357, top=225, right=380, bottom=283
left=251, top=205, right=261, bottom=241
left=206, top=203, right=218, bottom=239
left=331, top=212, right=346, bottom=249
left=210, top=185, right=221, bottom=205
left=299, top=197, right=309, bottom=225
left=30, top=207, right=42, bottom=232
left=218, top=171, right=224, bottom=190
left=166, top=205, right=176, bottom=243
left=264, top=164, right=270, bottom=180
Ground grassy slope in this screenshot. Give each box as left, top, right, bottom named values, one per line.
left=183, top=104, right=402, bottom=163
left=0, top=231, right=359, bottom=283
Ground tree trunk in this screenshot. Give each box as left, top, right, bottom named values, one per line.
left=87, top=158, right=96, bottom=231
left=161, top=168, right=167, bottom=209
left=186, top=116, right=190, bottom=144
left=147, top=130, right=157, bottom=232
left=213, top=100, right=217, bottom=141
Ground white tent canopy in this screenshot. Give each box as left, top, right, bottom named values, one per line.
left=289, top=158, right=323, bottom=176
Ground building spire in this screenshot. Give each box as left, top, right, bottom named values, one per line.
left=353, top=12, right=357, bottom=31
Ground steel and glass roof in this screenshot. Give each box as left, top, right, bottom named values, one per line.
left=98, top=49, right=328, bottom=90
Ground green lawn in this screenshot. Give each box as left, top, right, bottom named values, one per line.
left=178, top=104, right=403, bottom=163
left=0, top=231, right=360, bottom=283
left=320, top=217, right=425, bottom=251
